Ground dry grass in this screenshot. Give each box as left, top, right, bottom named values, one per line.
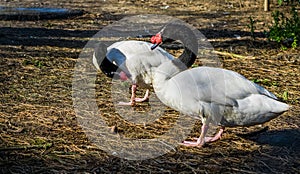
left=0, top=0, right=299, bottom=173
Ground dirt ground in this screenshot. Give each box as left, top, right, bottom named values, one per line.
left=0, top=0, right=299, bottom=173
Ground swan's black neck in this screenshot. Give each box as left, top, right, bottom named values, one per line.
left=161, top=23, right=197, bottom=68
left=178, top=46, right=196, bottom=68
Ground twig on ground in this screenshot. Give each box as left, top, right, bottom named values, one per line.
left=0, top=143, right=52, bottom=151
left=212, top=50, right=255, bottom=59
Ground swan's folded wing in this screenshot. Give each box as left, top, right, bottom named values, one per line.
left=185, top=67, right=278, bottom=105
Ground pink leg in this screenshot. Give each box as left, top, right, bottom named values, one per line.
left=180, top=124, right=210, bottom=147
left=118, top=84, right=137, bottom=106
left=204, top=126, right=224, bottom=143
left=135, top=89, right=149, bottom=102
left=181, top=126, right=225, bottom=147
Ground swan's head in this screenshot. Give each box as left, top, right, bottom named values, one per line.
left=150, top=25, right=172, bottom=50
left=93, top=42, right=131, bottom=81
left=93, top=42, right=118, bottom=78
left=150, top=23, right=198, bottom=68
left=150, top=22, right=197, bottom=53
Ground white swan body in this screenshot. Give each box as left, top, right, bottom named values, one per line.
left=93, top=40, right=181, bottom=105
left=153, top=60, right=289, bottom=146
left=93, top=23, right=198, bottom=106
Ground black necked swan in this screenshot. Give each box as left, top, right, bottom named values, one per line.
left=152, top=59, right=289, bottom=147
left=93, top=23, right=198, bottom=106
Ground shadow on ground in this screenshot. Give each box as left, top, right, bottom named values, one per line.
left=0, top=26, right=277, bottom=50
left=241, top=128, right=300, bottom=151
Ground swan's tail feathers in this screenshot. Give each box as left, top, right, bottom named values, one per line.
left=232, top=94, right=290, bottom=126
left=271, top=100, right=290, bottom=114
left=240, top=94, right=289, bottom=114
left=238, top=94, right=289, bottom=122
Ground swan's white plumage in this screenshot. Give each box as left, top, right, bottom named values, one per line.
left=106, top=40, right=175, bottom=85
left=153, top=61, right=289, bottom=127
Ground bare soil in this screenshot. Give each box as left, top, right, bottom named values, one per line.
left=0, top=0, right=299, bottom=173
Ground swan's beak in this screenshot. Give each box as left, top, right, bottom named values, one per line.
left=119, top=71, right=129, bottom=81
left=151, top=43, right=159, bottom=50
